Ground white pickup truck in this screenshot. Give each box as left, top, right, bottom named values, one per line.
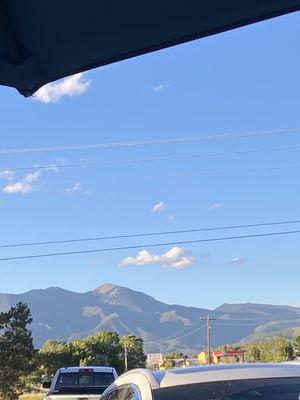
left=43, top=366, right=118, bottom=400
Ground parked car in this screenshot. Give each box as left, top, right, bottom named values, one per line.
left=43, top=366, right=118, bottom=400
left=101, top=363, right=300, bottom=400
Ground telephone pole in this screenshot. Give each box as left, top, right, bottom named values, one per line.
left=200, top=315, right=217, bottom=364
left=124, top=343, right=128, bottom=372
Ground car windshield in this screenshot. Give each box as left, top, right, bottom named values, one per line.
left=54, top=371, right=115, bottom=395
left=154, top=377, right=300, bottom=400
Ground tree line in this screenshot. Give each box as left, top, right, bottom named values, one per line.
left=212, top=336, right=297, bottom=363
left=243, top=336, right=297, bottom=362
left=2, top=302, right=300, bottom=399
left=0, top=302, right=145, bottom=400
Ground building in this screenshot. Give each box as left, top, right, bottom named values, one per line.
left=198, top=349, right=245, bottom=364
left=213, top=349, right=245, bottom=364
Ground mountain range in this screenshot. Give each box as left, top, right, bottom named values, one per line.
left=1, top=283, right=299, bottom=354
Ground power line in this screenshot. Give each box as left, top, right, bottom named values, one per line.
left=214, top=319, right=300, bottom=326
left=147, top=316, right=206, bottom=343
left=2, top=144, right=300, bottom=173
left=169, top=324, right=207, bottom=341
left=147, top=310, right=300, bottom=344
left=217, top=312, right=300, bottom=321
left=1, top=219, right=299, bottom=249
left=145, top=310, right=300, bottom=344
left=0, top=128, right=299, bottom=155
left=145, top=163, right=300, bottom=181
left=37, top=163, right=300, bottom=186
left=5, top=162, right=300, bottom=190
left=1, top=229, right=300, bottom=262
left=145, top=309, right=300, bottom=346
left=216, top=314, right=300, bottom=322
left=146, top=323, right=207, bottom=344
left=217, top=309, right=300, bottom=319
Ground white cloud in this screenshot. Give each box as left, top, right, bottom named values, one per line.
left=65, top=182, right=92, bottom=195
left=0, top=169, right=14, bottom=181
left=166, top=215, right=177, bottom=223
left=3, top=182, right=33, bottom=194
left=44, top=164, right=59, bottom=173
left=209, top=202, right=223, bottom=211
left=150, top=201, right=167, bottom=213
left=226, top=257, right=245, bottom=265
left=22, top=171, right=41, bottom=184
left=120, top=246, right=195, bottom=270
left=2, top=168, right=56, bottom=195
left=2, top=171, right=42, bottom=194
left=34, top=73, right=90, bottom=103
left=66, top=182, right=82, bottom=194
left=153, top=84, right=168, bottom=92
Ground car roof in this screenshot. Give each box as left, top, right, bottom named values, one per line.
left=117, top=363, right=300, bottom=389
left=58, top=366, right=116, bottom=373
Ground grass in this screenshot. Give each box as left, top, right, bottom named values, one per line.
left=19, top=395, right=44, bottom=400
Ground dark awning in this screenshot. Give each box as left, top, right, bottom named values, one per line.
left=1, top=0, right=300, bottom=97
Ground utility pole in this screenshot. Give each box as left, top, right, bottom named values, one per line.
left=124, top=343, right=128, bottom=372
left=200, top=315, right=217, bottom=364
left=207, top=315, right=211, bottom=364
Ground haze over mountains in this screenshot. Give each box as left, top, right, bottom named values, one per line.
left=0, top=284, right=299, bottom=354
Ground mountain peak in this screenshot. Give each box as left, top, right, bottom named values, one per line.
left=93, top=283, right=119, bottom=294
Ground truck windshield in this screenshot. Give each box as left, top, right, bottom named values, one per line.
left=154, top=377, right=300, bottom=400
left=54, top=371, right=115, bottom=395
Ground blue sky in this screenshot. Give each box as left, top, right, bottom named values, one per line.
left=0, top=12, right=300, bottom=309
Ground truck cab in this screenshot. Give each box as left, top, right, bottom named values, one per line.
left=44, top=366, right=118, bottom=400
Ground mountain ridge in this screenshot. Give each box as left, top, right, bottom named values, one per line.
left=1, top=283, right=299, bottom=354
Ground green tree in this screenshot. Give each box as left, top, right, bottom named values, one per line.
left=285, top=341, right=294, bottom=361
left=0, top=302, right=36, bottom=400
left=216, top=344, right=243, bottom=352
left=293, top=336, right=300, bottom=358
left=243, top=342, right=262, bottom=362
left=244, top=336, right=295, bottom=363
left=88, top=332, right=123, bottom=372
left=167, top=352, right=183, bottom=359
left=37, top=332, right=145, bottom=380
left=69, top=338, right=96, bottom=367
left=162, top=358, right=176, bottom=369
left=120, top=335, right=146, bottom=372
left=39, top=340, right=74, bottom=378
left=260, top=336, right=294, bottom=362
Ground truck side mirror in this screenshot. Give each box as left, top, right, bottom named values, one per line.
left=42, top=381, right=51, bottom=389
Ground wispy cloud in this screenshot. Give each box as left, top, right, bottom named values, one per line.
left=209, top=202, right=223, bottom=211
left=44, top=164, right=59, bottom=173
left=226, top=257, right=245, bottom=265
left=150, top=201, right=167, bottom=213
left=2, top=171, right=42, bottom=194
left=65, top=182, right=92, bottom=195
left=66, top=182, right=82, bottom=194
left=0, top=169, right=14, bottom=181
left=153, top=83, right=169, bottom=92
left=34, top=73, right=90, bottom=103
left=22, top=171, right=41, bottom=184
left=2, top=169, right=55, bottom=195
left=120, top=246, right=195, bottom=270
left=2, top=182, right=33, bottom=194
left=166, top=215, right=177, bottom=223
